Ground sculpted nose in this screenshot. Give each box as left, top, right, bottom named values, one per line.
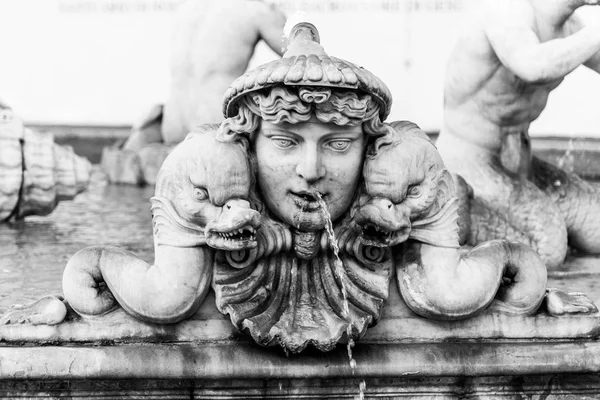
left=295, top=147, right=325, bottom=183
left=356, top=198, right=409, bottom=231
left=356, top=198, right=395, bottom=224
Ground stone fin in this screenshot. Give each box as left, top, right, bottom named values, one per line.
left=150, top=195, right=206, bottom=247
left=409, top=197, right=460, bottom=248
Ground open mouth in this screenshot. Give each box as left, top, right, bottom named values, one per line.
left=206, top=225, right=258, bottom=250
left=290, top=191, right=323, bottom=211
left=359, top=223, right=410, bottom=247
left=360, top=223, right=394, bottom=247
left=216, top=226, right=257, bottom=242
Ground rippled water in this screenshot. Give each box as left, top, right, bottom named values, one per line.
left=0, top=167, right=155, bottom=312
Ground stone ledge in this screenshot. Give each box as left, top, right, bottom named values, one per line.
left=2, top=340, right=600, bottom=380
left=1, top=311, right=599, bottom=345
left=3, top=375, right=600, bottom=399
left=2, top=288, right=600, bottom=345
left=3, top=288, right=600, bottom=398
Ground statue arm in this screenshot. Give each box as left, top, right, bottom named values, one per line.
left=255, top=3, right=287, bottom=56
left=570, top=15, right=600, bottom=74
left=584, top=50, right=600, bottom=74
left=483, top=3, right=600, bottom=83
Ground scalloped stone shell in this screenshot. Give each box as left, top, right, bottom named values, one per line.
left=213, top=224, right=393, bottom=353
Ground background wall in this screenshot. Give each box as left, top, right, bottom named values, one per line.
left=0, top=0, right=598, bottom=136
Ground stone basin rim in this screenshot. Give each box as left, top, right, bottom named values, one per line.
left=2, top=341, right=600, bottom=380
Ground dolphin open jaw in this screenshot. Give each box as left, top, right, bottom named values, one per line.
left=218, top=226, right=256, bottom=241
left=205, top=207, right=262, bottom=251
left=359, top=222, right=410, bottom=247
left=206, top=222, right=259, bottom=250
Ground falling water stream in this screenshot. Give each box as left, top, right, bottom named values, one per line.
left=557, top=137, right=576, bottom=174
left=314, top=192, right=366, bottom=400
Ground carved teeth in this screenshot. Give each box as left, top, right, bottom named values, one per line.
left=216, top=227, right=257, bottom=242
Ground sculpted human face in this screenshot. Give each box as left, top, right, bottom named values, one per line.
left=254, top=119, right=366, bottom=231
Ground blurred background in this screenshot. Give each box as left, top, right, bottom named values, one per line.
left=0, top=0, right=599, bottom=145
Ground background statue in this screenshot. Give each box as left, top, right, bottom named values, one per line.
left=102, top=0, right=287, bottom=186
left=0, top=107, right=92, bottom=223
left=159, top=0, right=287, bottom=145
left=435, top=0, right=600, bottom=268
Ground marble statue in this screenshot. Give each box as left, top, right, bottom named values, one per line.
left=101, top=0, right=286, bottom=185
left=159, top=0, right=287, bottom=145
left=0, top=107, right=92, bottom=222
left=435, top=0, right=600, bottom=269
left=2, top=23, right=596, bottom=354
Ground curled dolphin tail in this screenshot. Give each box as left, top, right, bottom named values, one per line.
left=62, top=244, right=213, bottom=324
left=62, top=247, right=119, bottom=317
left=397, top=239, right=547, bottom=320
left=532, top=156, right=600, bottom=254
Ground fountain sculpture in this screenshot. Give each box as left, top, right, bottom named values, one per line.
left=1, top=23, right=596, bottom=356
left=0, top=107, right=92, bottom=222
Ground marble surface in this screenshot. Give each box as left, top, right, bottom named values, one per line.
left=3, top=167, right=600, bottom=398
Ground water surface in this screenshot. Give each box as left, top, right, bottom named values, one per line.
left=0, top=167, right=154, bottom=312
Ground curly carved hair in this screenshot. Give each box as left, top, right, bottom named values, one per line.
left=216, top=86, right=388, bottom=142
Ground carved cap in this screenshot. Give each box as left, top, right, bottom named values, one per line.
left=223, top=22, right=393, bottom=121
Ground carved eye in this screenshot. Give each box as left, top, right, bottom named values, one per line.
left=407, top=185, right=421, bottom=197
left=271, top=137, right=296, bottom=149
left=326, top=139, right=351, bottom=152
left=193, top=187, right=209, bottom=201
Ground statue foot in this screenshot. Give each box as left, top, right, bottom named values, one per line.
left=544, top=288, right=598, bottom=316
left=0, top=295, right=68, bottom=325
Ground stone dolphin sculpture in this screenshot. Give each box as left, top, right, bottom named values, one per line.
left=2, top=125, right=261, bottom=325
left=353, top=121, right=594, bottom=320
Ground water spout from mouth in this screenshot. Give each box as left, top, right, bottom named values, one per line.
left=315, top=192, right=365, bottom=398
left=313, top=192, right=360, bottom=377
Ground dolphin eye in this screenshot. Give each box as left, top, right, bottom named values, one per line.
left=193, top=187, right=209, bottom=201
left=407, top=185, right=421, bottom=197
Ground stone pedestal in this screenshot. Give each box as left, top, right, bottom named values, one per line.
left=2, top=286, right=600, bottom=399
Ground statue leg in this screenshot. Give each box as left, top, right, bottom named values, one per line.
left=532, top=156, right=600, bottom=254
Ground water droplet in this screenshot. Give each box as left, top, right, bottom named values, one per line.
left=349, top=358, right=357, bottom=370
